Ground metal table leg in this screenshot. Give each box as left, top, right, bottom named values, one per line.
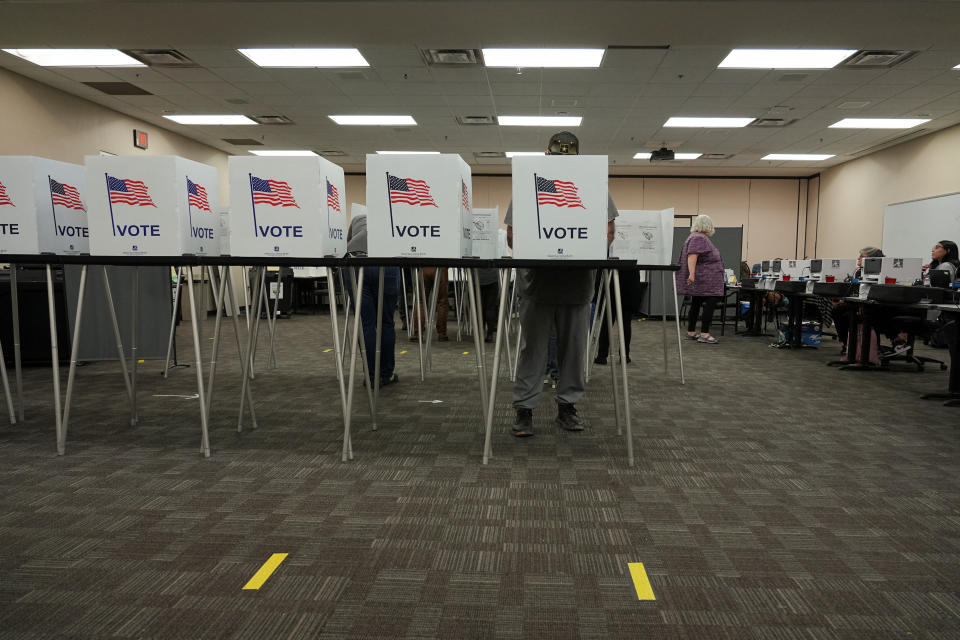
left=224, top=267, right=257, bottom=429
left=45, top=265, right=63, bottom=451
left=413, top=267, right=425, bottom=381
left=0, top=338, right=14, bottom=424
left=204, top=265, right=228, bottom=424
left=59, top=265, right=88, bottom=455
left=185, top=265, right=211, bottom=457
left=482, top=267, right=511, bottom=464
left=163, top=267, right=183, bottom=378
left=660, top=271, right=668, bottom=373
left=101, top=267, right=135, bottom=426
left=602, top=270, right=623, bottom=438
left=325, top=268, right=349, bottom=458
left=612, top=270, right=634, bottom=467
left=372, top=267, right=385, bottom=431
left=9, top=268, right=23, bottom=421
left=131, top=267, right=139, bottom=425
left=671, top=275, right=686, bottom=384
left=465, top=269, right=488, bottom=417
left=238, top=267, right=265, bottom=432
left=342, top=267, right=365, bottom=461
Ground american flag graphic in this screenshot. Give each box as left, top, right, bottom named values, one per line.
left=187, top=178, right=211, bottom=211
left=536, top=176, right=585, bottom=208
left=49, top=178, right=86, bottom=211
left=461, top=181, right=470, bottom=211
left=107, top=175, right=156, bottom=207
left=326, top=179, right=341, bottom=213
left=388, top=174, right=437, bottom=207
left=251, top=176, right=299, bottom=208
left=0, top=180, right=13, bottom=206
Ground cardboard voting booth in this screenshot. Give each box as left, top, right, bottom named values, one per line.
left=85, top=155, right=219, bottom=256
left=0, top=156, right=89, bottom=255
left=365, top=154, right=472, bottom=258
left=471, top=207, right=499, bottom=260
left=510, top=155, right=608, bottom=260
left=610, top=209, right=675, bottom=265
left=228, top=156, right=346, bottom=258
left=217, top=207, right=230, bottom=255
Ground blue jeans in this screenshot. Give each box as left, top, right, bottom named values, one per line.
left=348, top=267, right=399, bottom=382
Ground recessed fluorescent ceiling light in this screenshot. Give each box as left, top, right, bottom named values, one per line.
left=329, top=115, right=417, bottom=125
left=249, top=150, right=318, bottom=156
left=376, top=151, right=440, bottom=155
left=238, top=48, right=368, bottom=67
left=633, top=152, right=702, bottom=160
left=664, top=117, right=754, bottom=127
left=762, top=153, right=835, bottom=161
left=498, top=116, right=582, bottom=127
left=829, top=118, right=929, bottom=129
left=506, top=151, right=546, bottom=157
left=718, top=49, right=856, bottom=69
left=2, top=48, right=144, bottom=67
left=954, top=63, right=960, bottom=69
left=163, top=115, right=257, bottom=125
left=482, top=48, right=604, bottom=68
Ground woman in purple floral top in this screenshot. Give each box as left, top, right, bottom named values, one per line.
left=676, top=215, right=725, bottom=344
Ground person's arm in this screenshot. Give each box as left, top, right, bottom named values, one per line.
left=607, top=220, right=615, bottom=246
left=687, top=253, right=699, bottom=284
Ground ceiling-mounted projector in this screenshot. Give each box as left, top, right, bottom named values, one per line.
left=650, top=147, right=675, bottom=161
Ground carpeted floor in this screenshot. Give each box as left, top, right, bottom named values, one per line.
left=0, top=311, right=958, bottom=639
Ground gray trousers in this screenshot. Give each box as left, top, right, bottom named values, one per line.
left=513, top=297, right=591, bottom=409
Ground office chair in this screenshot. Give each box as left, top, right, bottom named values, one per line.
left=884, top=314, right=949, bottom=371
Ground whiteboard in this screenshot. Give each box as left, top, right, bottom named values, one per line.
left=882, top=192, right=960, bottom=259
left=610, top=208, right=675, bottom=265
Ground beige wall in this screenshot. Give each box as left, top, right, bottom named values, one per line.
left=345, top=174, right=803, bottom=264
left=813, top=123, right=960, bottom=259
left=0, top=67, right=228, bottom=193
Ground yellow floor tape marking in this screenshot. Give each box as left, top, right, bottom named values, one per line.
left=323, top=348, right=333, bottom=353
left=243, top=553, right=288, bottom=590
left=628, top=562, right=656, bottom=600
left=462, top=351, right=469, bottom=355
left=400, top=350, right=408, bottom=354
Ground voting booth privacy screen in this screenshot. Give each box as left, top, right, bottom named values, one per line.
left=366, top=154, right=472, bottom=258
left=228, top=156, right=346, bottom=258
left=85, top=155, right=219, bottom=257
left=0, top=156, right=89, bottom=255
left=510, top=155, right=608, bottom=260
left=610, top=209, right=675, bottom=265
left=471, top=207, right=499, bottom=260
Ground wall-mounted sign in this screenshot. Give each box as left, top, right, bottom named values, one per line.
left=133, top=129, right=148, bottom=150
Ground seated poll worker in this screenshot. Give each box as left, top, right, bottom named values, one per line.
left=344, top=214, right=400, bottom=386
left=831, top=246, right=883, bottom=354
left=505, top=131, right=618, bottom=437
left=923, top=239, right=959, bottom=282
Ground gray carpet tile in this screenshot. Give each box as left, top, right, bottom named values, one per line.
left=0, top=311, right=958, bottom=639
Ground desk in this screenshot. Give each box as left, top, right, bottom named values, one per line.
left=735, top=280, right=771, bottom=337
left=774, top=280, right=810, bottom=348
left=918, top=303, right=960, bottom=406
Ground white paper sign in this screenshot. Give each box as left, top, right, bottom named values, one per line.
left=471, top=207, right=498, bottom=259
left=365, top=154, right=472, bottom=258
left=85, top=155, right=219, bottom=256
left=0, top=156, right=89, bottom=255
left=228, top=156, right=346, bottom=258
left=610, top=209, right=674, bottom=265
left=510, top=155, right=608, bottom=260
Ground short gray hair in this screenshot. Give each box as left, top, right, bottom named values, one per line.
left=859, top=246, right=883, bottom=257
left=690, top=214, right=715, bottom=236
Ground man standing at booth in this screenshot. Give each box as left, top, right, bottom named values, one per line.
left=505, top=131, right=617, bottom=436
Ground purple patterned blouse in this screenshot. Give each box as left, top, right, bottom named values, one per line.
left=675, top=232, right=724, bottom=297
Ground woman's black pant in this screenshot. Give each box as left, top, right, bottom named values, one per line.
left=596, top=270, right=644, bottom=359
left=688, top=295, right=719, bottom=333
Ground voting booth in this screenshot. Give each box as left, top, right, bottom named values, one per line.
left=365, top=154, right=472, bottom=258
left=497, top=228, right=510, bottom=258
left=510, top=155, right=608, bottom=260
left=609, top=209, right=674, bottom=265
left=0, top=156, right=89, bottom=255
left=85, top=155, right=219, bottom=257
left=228, top=156, right=346, bottom=258
left=471, top=207, right=499, bottom=260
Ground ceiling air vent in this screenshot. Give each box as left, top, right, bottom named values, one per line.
left=840, top=50, right=916, bottom=69
left=250, top=115, right=293, bottom=125
left=422, top=49, right=482, bottom=66
left=83, top=82, right=152, bottom=96
left=749, top=118, right=795, bottom=127
left=700, top=153, right=732, bottom=160
left=123, top=49, right=197, bottom=68
left=222, top=138, right=264, bottom=146
left=457, top=115, right=495, bottom=125
left=474, top=151, right=505, bottom=158
left=318, top=149, right=346, bottom=157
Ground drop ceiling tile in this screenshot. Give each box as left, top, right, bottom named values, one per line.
left=158, top=68, right=224, bottom=83
left=327, top=80, right=391, bottom=95
left=601, top=48, right=668, bottom=69
left=493, top=96, right=552, bottom=108
left=438, top=82, right=491, bottom=96
left=897, top=49, right=960, bottom=70
left=101, top=68, right=172, bottom=83
left=840, top=84, right=910, bottom=99
left=540, top=83, right=590, bottom=97
left=374, top=67, right=433, bottom=83
left=443, top=95, right=494, bottom=107
left=132, top=81, right=202, bottom=96
left=490, top=82, right=542, bottom=96
left=877, top=68, right=950, bottom=85
left=702, top=69, right=768, bottom=84
left=213, top=67, right=275, bottom=83
left=582, top=95, right=637, bottom=107
left=184, top=82, right=249, bottom=98
left=177, top=49, right=249, bottom=67
left=636, top=84, right=696, bottom=98
left=649, top=68, right=714, bottom=84
left=428, top=68, right=487, bottom=83
left=692, top=83, right=756, bottom=98
left=679, top=96, right=739, bottom=112
left=359, top=46, right=427, bottom=68
left=386, top=81, right=444, bottom=96
left=659, top=46, right=731, bottom=69
left=50, top=68, right=121, bottom=82
left=233, top=82, right=295, bottom=96
left=587, top=83, right=646, bottom=97
left=809, top=69, right=887, bottom=86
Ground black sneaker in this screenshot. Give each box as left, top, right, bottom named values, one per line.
left=380, top=374, right=399, bottom=387
left=593, top=355, right=607, bottom=365
left=512, top=408, right=534, bottom=437
left=556, top=403, right=584, bottom=431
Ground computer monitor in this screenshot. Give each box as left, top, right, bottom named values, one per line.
left=772, top=260, right=781, bottom=273
left=863, top=257, right=882, bottom=275
left=761, top=260, right=770, bottom=272
left=810, top=259, right=822, bottom=274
